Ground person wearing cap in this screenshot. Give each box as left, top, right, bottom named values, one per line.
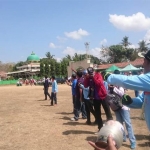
left=79, top=69, right=96, bottom=125
left=87, top=67, right=113, bottom=131
left=71, top=70, right=87, bottom=121
left=103, top=50, right=150, bottom=133
left=66, top=74, right=77, bottom=112
left=108, top=70, right=136, bottom=149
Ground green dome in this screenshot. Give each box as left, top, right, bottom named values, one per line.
left=27, top=52, right=40, bottom=61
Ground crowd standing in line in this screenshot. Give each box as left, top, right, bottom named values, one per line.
left=40, top=50, right=150, bottom=150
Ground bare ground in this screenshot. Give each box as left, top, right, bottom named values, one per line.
left=0, top=84, right=150, bottom=150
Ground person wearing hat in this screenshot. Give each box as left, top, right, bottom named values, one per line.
left=108, top=70, right=136, bottom=149
left=87, top=67, right=113, bottom=131
left=79, top=69, right=96, bottom=125
left=102, top=50, right=150, bottom=134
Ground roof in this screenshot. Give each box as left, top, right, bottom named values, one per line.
left=106, top=65, right=121, bottom=72
left=98, top=58, right=143, bottom=70
left=27, top=52, right=40, bottom=62
left=120, top=64, right=140, bottom=72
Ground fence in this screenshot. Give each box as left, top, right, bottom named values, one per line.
left=0, top=80, right=18, bottom=85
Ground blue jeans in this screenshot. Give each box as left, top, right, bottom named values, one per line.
left=74, top=98, right=87, bottom=120
left=115, top=109, right=136, bottom=144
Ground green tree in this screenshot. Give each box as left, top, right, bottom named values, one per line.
left=121, top=36, right=131, bottom=48
left=40, top=62, right=45, bottom=76
left=138, top=40, right=149, bottom=52
left=45, top=52, right=55, bottom=59
left=50, top=60, right=55, bottom=76
left=55, top=62, right=61, bottom=77
left=45, top=63, right=50, bottom=76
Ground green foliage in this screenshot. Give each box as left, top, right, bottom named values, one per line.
left=138, top=40, right=150, bottom=52
left=40, top=62, right=45, bottom=76
left=55, top=62, right=61, bottom=77
left=121, top=36, right=131, bottom=48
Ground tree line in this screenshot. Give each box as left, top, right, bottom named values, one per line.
left=0, top=36, right=149, bottom=77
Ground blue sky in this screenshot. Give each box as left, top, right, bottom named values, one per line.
left=0, top=0, right=150, bottom=63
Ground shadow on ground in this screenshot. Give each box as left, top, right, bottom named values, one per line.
left=59, top=116, right=71, bottom=120
left=135, top=134, right=150, bottom=141
left=63, top=130, right=95, bottom=135
left=56, top=112, right=73, bottom=115
left=86, top=136, right=97, bottom=142
left=40, top=105, right=53, bottom=107
left=37, top=99, right=47, bottom=101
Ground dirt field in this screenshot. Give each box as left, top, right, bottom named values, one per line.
left=0, top=84, right=150, bottom=150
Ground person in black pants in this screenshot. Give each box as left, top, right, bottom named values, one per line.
left=43, top=75, right=51, bottom=100
left=87, top=67, right=113, bottom=132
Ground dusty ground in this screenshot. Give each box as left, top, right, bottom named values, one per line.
left=0, top=84, right=150, bottom=150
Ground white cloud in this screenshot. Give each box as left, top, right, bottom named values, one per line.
left=63, top=47, right=76, bottom=56
left=56, top=57, right=62, bottom=62
left=64, top=28, right=89, bottom=40
left=49, top=42, right=61, bottom=49
left=56, top=36, right=67, bottom=43
left=63, top=47, right=85, bottom=56
left=49, top=43, right=57, bottom=48
left=144, top=29, right=150, bottom=43
left=109, top=12, right=150, bottom=31
left=100, top=39, right=107, bottom=46
left=128, top=44, right=138, bottom=49
left=90, top=47, right=101, bottom=58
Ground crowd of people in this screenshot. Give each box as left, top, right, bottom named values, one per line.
left=65, top=50, right=150, bottom=150
left=66, top=67, right=136, bottom=149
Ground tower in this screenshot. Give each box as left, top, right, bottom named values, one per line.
left=84, top=42, right=90, bottom=59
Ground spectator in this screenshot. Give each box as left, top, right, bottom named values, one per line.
left=109, top=70, right=136, bottom=149
left=79, top=69, right=96, bottom=125
left=103, top=50, right=150, bottom=132
left=71, top=70, right=87, bottom=121
left=87, top=67, right=112, bottom=132
left=50, top=76, right=58, bottom=106
left=43, top=75, right=51, bottom=100
left=66, top=74, right=77, bottom=112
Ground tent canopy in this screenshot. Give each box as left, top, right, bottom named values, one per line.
left=106, top=65, right=121, bottom=72
left=120, top=64, right=140, bottom=72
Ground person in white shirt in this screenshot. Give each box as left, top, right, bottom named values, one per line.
left=111, top=70, right=136, bottom=150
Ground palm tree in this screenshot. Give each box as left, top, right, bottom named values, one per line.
left=121, top=36, right=131, bottom=48
left=138, top=40, right=149, bottom=52
left=65, top=55, right=72, bottom=61
left=45, top=52, right=55, bottom=59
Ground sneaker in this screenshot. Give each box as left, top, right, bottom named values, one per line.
left=130, top=142, right=136, bottom=149
left=70, top=117, right=78, bottom=121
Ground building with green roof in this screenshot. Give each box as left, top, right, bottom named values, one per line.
left=7, top=52, right=40, bottom=78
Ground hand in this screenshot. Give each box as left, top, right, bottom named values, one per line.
left=88, top=135, right=117, bottom=150
left=122, top=94, right=133, bottom=105
left=102, top=72, right=111, bottom=81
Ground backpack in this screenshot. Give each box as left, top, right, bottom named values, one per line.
left=105, top=92, right=123, bottom=111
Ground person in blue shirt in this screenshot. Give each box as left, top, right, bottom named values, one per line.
left=66, top=74, right=77, bottom=112
left=51, top=76, right=58, bottom=106
left=79, top=70, right=96, bottom=125
left=104, top=50, right=150, bottom=132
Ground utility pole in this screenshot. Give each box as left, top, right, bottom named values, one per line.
left=85, top=42, right=90, bottom=59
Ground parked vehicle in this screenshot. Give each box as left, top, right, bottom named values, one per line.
left=56, top=78, right=66, bottom=84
